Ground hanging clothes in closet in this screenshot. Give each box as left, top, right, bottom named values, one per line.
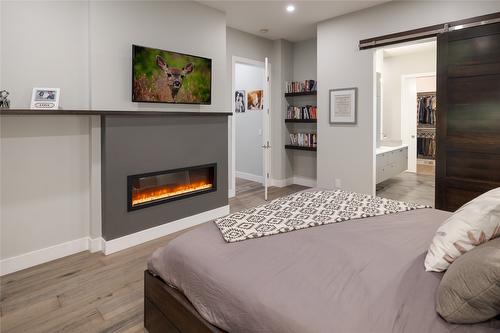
left=417, top=130, right=436, bottom=159
left=417, top=92, right=437, bottom=160
left=417, top=95, right=436, bottom=125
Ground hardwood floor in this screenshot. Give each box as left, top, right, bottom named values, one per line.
left=376, top=171, right=435, bottom=207
left=0, top=184, right=307, bottom=333
left=235, top=177, right=263, bottom=196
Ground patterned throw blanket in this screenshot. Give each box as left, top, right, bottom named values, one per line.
left=215, top=190, right=430, bottom=243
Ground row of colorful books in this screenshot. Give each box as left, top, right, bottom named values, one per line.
left=289, top=132, right=317, bottom=147
left=286, top=105, right=317, bottom=119
left=286, top=80, right=317, bottom=93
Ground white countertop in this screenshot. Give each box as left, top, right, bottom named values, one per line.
left=376, top=145, right=408, bottom=155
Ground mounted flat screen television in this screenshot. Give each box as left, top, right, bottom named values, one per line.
left=132, top=45, right=212, bottom=104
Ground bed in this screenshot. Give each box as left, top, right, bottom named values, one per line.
left=146, top=192, right=500, bottom=333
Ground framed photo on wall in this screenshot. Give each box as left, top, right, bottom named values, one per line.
left=247, top=90, right=263, bottom=111
left=329, top=88, right=357, bottom=124
left=30, top=88, right=60, bottom=110
left=234, top=90, right=245, bottom=113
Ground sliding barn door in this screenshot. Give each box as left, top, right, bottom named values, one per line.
left=436, top=22, right=500, bottom=211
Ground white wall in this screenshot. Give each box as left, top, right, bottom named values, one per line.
left=271, top=39, right=294, bottom=186
left=0, top=1, right=227, bottom=271
left=416, top=76, right=436, bottom=93
left=290, top=39, right=317, bottom=184
left=1, top=1, right=90, bottom=109
left=293, top=39, right=317, bottom=82
left=375, top=50, right=384, bottom=148
left=234, top=63, right=264, bottom=179
left=382, top=47, right=436, bottom=141
left=89, top=1, right=226, bottom=112
left=317, top=1, right=500, bottom=195
left=1, top=116, right=90, bottom=259
left=1, top=1, right=92, bottom=265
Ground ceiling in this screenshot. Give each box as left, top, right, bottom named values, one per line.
left=383, top=39, right=437, bottom=58
left=198, top=1, right=390, bottom=42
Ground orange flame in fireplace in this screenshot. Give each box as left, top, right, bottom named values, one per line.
left=132, top=180, right=213, bottom=206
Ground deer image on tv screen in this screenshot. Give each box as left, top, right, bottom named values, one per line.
left=156, top=56, right=194, bottom=101
left=132, top=45, right=211, bottom=104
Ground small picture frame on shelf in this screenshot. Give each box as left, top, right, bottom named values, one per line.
left=30, top=88, right=60, bottom=110
left=329, top=87, right=357, bottom=124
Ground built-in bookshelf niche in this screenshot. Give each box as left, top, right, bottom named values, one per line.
left=284, top=80, right=317, bottom=152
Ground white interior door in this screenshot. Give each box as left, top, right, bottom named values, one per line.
left=262, top=57, right=271, bottom=200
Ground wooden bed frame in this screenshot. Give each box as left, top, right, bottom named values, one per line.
left=144, top=270, right=225, bottom=333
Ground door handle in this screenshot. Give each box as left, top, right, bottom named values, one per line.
left=262, top=142, right=271, bottom=149
left=411, top=135, right=416, bottom=139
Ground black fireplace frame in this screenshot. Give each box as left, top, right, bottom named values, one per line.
left=127, top=163, right=217, bottom=212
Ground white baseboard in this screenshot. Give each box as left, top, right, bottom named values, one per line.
left=0, top=237, right=90, bottom=276
left=0, top=205, right=230, bottom=275
left=270, top=177, right=316, bottom=188
left=88, top=237, right=104, bottom=253
left=102, top=205, right=230, bottom=255
left=235, top=171, right=264, bottom=184
left=270, top=178, right=293, bottom=187
left=228, top=188, right=236, bottom=198
left=293, top=176, right=317, bottom=188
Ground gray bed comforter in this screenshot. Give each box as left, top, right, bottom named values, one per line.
left=148, top=208, right=500, bottom=332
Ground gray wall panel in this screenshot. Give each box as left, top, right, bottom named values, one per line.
left=102, top=115, right=228, bottom=240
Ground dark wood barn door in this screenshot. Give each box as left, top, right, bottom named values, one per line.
left=436, top=22, right=500, bottom=211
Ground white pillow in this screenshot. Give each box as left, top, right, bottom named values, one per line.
left=425, top=187, right=500, bottom=272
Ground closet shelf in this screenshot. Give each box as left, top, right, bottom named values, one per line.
left=285, top=91, right=317, bottom=97
left=285, top=119, right=317, bottom=123
left=285, top=145, right=317, bottom=151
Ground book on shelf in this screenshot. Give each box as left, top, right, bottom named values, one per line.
left=289, top=132, right=317, bottom=147
left=285, top=80, right=317, bottom=93
left=286, top=105, right=317, bottom=120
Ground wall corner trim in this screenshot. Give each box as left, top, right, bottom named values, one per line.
left=88, top=237, right=104, bottom=253
left=102, top=205, right=230, bottom=255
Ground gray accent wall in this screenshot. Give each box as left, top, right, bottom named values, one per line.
left=101, top=115, right=228, bottom=240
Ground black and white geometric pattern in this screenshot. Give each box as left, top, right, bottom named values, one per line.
left=215, top=190, right=430, bottom=243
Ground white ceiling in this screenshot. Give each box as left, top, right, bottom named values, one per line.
left=198, top=1, right=390, bottom=42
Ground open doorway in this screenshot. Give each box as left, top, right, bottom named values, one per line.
left=374, top=39, right=436, bottom=206
left=232, top=58, right=266, bottom=196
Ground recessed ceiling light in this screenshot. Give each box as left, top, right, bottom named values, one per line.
left=259, top=28, right=269, bottom=34
left=286, top=5, right=295, bottom=13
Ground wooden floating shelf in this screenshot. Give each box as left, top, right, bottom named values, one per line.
left=284, top=91, right=317, bottom=97
left=0, top=109, right=232, bottom=117
left=285, top=145, right=317, bottom=151
left=285, top=119, right=317, bottom=123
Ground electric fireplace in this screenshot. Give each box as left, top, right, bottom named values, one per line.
left=127, top=163, right=216, bottom=211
